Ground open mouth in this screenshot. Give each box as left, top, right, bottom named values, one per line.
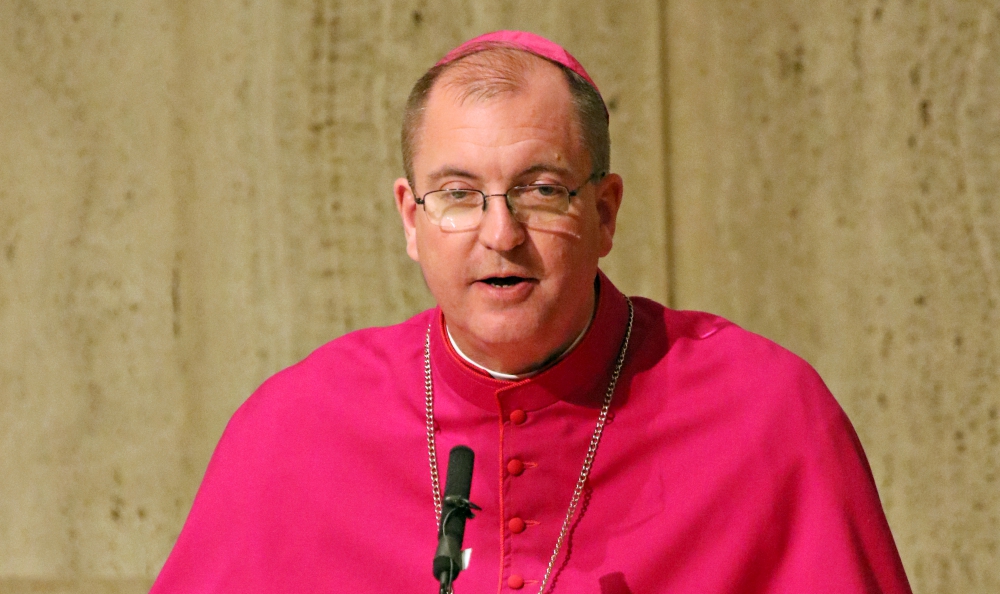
left=481, top=276, right=529, bottom=287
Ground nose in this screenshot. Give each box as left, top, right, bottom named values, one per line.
left=478, top=194, right=526, bottom=252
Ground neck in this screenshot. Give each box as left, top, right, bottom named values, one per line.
left=447, top=314, right=593, bottom=379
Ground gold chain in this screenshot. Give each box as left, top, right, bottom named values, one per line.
left=424, top=297, right=634, bottom=593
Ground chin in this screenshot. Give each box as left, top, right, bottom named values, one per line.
left=468, top=317, right=537, bottom=348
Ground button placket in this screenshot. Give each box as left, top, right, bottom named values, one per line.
left=498, top=396, right=547, bottom=590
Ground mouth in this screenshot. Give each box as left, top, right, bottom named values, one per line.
left=479, top=276, right=532, bottom=288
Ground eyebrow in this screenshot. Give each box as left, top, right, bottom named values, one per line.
left=517, top=163, right=575, bottom=179
left=426, top=167, right=480, bottom=184
left=425, top=163, right=575, bottom=184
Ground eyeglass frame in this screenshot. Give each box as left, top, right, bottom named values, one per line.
left=412, top=170, right=608, bottom=229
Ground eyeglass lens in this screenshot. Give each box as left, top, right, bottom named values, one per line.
left=428, top=186, right=575, bottom=232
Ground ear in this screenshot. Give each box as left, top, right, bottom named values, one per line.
left=594, top=173, right=624, bottom=257
left=394, top=177, right=421, bottom=262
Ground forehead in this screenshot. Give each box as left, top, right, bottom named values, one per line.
left=413, top=57, right=586, bottom=180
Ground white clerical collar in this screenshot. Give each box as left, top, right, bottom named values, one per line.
left=446, top=315, right=593, bottom=380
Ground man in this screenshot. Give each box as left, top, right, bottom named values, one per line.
left=151, top=31, right=911, bottom=593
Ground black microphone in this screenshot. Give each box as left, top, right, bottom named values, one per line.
left=433, top=445, right=480, bottom=593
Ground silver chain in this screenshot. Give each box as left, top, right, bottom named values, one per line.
left=425, top=328, right=444, bottom=526
left=424, top=297, right=634, bottom=594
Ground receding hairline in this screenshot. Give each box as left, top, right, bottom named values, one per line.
left=435, top=47, right=557, bottom=103
left=402, top=45, right=610, bottom=186
left=409, top=50, right=576, bottom=168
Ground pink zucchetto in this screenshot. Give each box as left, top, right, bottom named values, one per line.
left=436, top=30, right=607, bottom=119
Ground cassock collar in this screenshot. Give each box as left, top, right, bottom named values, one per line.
left=429, top=270, right=630, bottom=413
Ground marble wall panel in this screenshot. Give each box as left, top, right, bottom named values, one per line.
left=667, top=2, right=1000, bottom=592
left=0, top=0, right=188, bottom=581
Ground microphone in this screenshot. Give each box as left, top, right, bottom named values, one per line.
left=433, top=445, right=480, bottom=593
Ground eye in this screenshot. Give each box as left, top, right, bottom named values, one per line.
left=521, top=184, right=564, bottom=199
left=435, top=189, right=480, bottom=203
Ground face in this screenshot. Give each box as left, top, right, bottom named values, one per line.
left=395, top=58, right=623, bottom=373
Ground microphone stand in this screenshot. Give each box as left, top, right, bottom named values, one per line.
left=436, top=494, right=480, bottom=594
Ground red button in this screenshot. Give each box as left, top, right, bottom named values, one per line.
left=508, top=517, right=526, bottom=533
left=509, top=409, right=527, bottom=425
left=508, top=574, right=525, bottom=589
left=506, top=459, right=525, bottom=476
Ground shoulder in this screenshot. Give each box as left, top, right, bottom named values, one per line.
left=624, top=298, right=879, bottom=499
left=188, top=309, right=437, bottom=482
left=227, top=309, right=435, bottom=434
left=633, top=297, right=802, bottom=371
left=633, top=297, right=823, bottom=387
left=627, top=297, right=847, bottom=440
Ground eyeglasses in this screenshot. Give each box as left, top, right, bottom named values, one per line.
left=414, top=172, right=606, bottom=232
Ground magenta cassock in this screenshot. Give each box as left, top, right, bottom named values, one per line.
left=151, top=272, right=911, bottom=594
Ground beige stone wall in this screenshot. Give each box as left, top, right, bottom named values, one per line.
left=0, top=1, right=994, bottom=593
left=667, top=2, right=999, bottom=593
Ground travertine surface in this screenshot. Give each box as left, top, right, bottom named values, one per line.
left=0, top=0, right=996, bottom=592
left=0, top=0, right=188, bottom=584
left=668, top=2, right=999, bottom=593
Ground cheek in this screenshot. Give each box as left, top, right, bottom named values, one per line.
left=532, top=235, right=598, bottom=282
left=414, top=231, right=469, bottom=290
left=539, top=214, right=603, bottom=258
